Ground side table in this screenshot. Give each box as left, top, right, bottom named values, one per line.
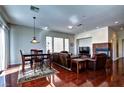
left=71, top=58, right=87, bottom=74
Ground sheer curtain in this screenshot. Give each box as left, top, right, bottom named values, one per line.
left=54, top=37, right=64, bottom=52
left=0, top=23, right=9, bottom=71
left=0, top=27, right=5, bottom=71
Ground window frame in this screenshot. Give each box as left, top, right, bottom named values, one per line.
left=46, top=36, right=70, bottom=53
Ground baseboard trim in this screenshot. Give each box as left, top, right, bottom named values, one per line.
left=8, top=64, right=21, bottom=68
left=113, top=57, right=123, bottom=62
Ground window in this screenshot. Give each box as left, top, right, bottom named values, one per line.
left=0, top=27, right=5, bottom=71
left=46, top=36, right=52, bottom=53
left=64, top=38, right=69, bottom=51
left=54, top=37, right=63, bottom=52
left=46, top=36, right=70, bottom=53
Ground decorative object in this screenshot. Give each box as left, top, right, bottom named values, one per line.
left=31, top=17, right=40, bottom=44
left=70, top=42, right=74, bottom=47
left=30, top=6, right=39, bottom=13
left=17, top=65, right=59, bottom=84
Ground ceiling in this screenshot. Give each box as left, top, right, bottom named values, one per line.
left=1, top=5, right=124, bottom=34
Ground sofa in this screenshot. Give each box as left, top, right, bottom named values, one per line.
left=52, top=51, right=71, bottom=68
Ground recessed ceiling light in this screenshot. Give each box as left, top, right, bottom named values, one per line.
left=68, top=26, right=73, bottom=29
left=41, top=26, right=49, bottom=31
left=69, top=15, right=79, bottom=25
left=114, top=21, right=119, bottom=24
left=96, top=27, right=99, bottom=29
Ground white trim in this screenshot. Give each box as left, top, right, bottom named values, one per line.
left=113, top=57, right=123, bottom=62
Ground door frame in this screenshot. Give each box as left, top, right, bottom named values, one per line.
left=122, top=39, right=124, bottom=57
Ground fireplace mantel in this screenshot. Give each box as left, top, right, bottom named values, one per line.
left=93, top=42, right=112, bottom=58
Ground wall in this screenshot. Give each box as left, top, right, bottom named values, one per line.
left=78, top=37, right=92, bottom=47
left=117, top=29, right=124, bottom=58
left=74, top=27, right=108, bottom=56
left=10, top=24, right=74, bottom=65
left=0, top=14, right=7, bottom=27
left=78, top=37, right=92, bottom=54
left=107, top=27, right=124, bottom=60
left=0, top=7, right=9, bottom=29
left=108, top=27, right=118, bottom=60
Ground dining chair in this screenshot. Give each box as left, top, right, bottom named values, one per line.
left=30, top=49, right=43, bottom=71
left=20, top=50, right=32, bottom=72
left=88, top=53, right=107, bottom=70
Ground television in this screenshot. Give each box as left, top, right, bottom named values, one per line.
left=79, top=47, right=90, bottom=54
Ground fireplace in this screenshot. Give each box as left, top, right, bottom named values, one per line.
left=93, top=43, right=112, bottom=58
left=96, top=48, right=110, bottom=57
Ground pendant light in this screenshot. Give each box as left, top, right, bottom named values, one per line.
left=31, top=17, right=39, bottom=44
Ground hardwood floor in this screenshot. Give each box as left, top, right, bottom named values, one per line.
left=1, top=58, right=124, bottom=87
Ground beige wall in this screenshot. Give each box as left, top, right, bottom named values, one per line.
left=117, top=30, right=124, bottom=58
left=108, top=27, right=117, bottom=60
left=75, top=27, right=108, bottom=56
left=108, top=27, right=124, bottom=59
left=75, top=26, right=121, bottom=61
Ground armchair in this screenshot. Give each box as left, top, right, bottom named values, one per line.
left=88, top=53, right=108, bottom=70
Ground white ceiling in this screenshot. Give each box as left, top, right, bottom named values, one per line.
left=1, top=5, right=124, bottom=34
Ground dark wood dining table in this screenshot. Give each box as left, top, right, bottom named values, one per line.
left=22, top=53, right=52, bottom=72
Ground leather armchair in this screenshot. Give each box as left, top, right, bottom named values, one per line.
left=88, top=53, right=108, bottom=70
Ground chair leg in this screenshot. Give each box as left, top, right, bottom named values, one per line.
left=22, top=61, right=25, bottom=72
left=33, top=63, right=36, bottom=73
left=40, top=61, right=44, bottom=71
left=93, top=62, right=96, bottom=71
left=30, top=60, right=33, bottom=69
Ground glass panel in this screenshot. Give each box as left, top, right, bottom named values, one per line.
left=46, top=36, right=52, bottom=53
left=65, top=38, right=69, bottom=51
left=0, top=76, right=6, bottom=87
left=54, top=37, right=63, bottom=52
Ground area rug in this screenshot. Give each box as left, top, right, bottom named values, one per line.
left=17, top=65, right=59, bottom=84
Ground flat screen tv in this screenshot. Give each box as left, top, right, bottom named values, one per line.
left=79, top=47, right=90, bottom=54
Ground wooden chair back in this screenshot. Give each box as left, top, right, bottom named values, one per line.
left=30, top=49, right=43, bottom=61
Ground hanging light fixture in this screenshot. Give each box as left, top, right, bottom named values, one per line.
left=31, top=17, right=39, bottom=44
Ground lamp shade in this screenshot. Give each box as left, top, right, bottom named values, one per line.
left=31, top=16, right=40, bottom=44
left=31, top=37, right=40, bottom=44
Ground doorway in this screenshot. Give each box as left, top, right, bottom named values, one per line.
left=122, top=39, right=124, bottom=57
